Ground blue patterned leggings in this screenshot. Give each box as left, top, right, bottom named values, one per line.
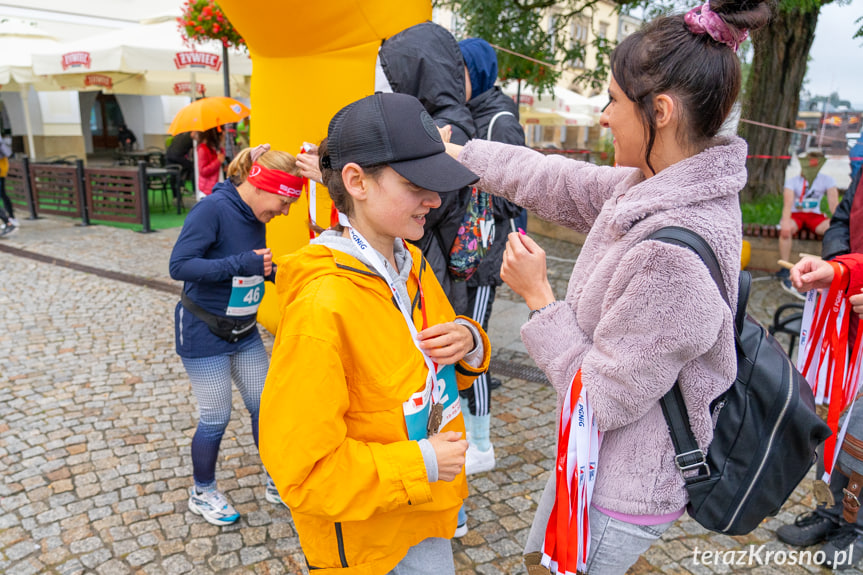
left=181, top=340, right=269, bottom=489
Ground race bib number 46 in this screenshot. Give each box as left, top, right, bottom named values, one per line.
left=226, top=275, right=264, bottom=316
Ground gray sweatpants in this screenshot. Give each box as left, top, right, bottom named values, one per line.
left=386, top=537, right=455, bottom=575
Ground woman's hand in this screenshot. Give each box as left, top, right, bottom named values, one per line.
left=297, top=145, right=323, bottom=184
left=416, top=322, right=474, bottom=365
left=437, top=125, right=468, bottom=160
left=428, top=431, right=467, bottom=481
left=850, top=292, right=863, bottom=318
left=501, top=232, right=555, bottom=311
left=444, top=142, right=463, bottom=160
left=790, top=255, right=832, bottom=293
left=254, top=248, right=273, bottom=277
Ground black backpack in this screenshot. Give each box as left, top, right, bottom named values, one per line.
left=649, top=226, right=831, bottom=535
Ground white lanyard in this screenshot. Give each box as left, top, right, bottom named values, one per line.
left=342, top=217, right=442, bottom=403
left=300, top=143, right=318, bottom=231
left=308, top=179, right=317, bottom=228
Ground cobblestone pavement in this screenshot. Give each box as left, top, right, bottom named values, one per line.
left=0, top=216, right=856, bottom=574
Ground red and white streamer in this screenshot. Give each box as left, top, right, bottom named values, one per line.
left=798, top=261, right=863, bottom=482
left=541, top=370, right=600, bottom=575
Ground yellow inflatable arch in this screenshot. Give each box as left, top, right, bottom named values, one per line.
left=218, top=0, right=431, bottom=333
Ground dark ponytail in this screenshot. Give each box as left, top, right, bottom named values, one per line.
left=610, top=0, right=772, bottom=174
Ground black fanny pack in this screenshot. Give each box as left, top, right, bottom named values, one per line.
left=181, top=291, right=258, bottom=343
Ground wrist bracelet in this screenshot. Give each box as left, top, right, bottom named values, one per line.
left=528, top=302, right=555, bottom=321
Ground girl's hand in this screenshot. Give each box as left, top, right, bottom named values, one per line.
left=416, top=322, right=474, bottom=365
left=790, top=255, right=832, bottom=293
left=297, top=148, right=323, bottom=184
left=428, top=431, right=467, bottom=481
left=501, top=232, right=555, bottom=311
left=254, top=248, right=273, bottom=276
left=437, top=125, right=452, bottom=144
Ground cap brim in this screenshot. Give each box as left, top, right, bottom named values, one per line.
left=389, top=151, right=479, bottom=193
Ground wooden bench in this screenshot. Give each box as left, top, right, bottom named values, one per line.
left=741, top=223, right=823, bottom=242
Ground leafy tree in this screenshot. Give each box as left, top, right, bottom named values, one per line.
left=739, top=0, right=835, bottom=201
left=435, top=0, right=612, bottom=95
left=444, top=0, right=857, bottom=200
left=622, top=0, right=850, bottom=201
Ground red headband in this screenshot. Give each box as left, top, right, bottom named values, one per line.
left=247, top=162, right=304, bottom=198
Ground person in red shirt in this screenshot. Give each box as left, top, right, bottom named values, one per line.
left=194, top=128, right=225, bottom=196
left=777, top=150, right=839, bottom=297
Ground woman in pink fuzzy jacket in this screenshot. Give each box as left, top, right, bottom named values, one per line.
left=444, top=0, right=771, bottom=572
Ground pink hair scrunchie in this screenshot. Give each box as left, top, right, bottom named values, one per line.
left=250, top=143, right=270, bottom=163
left=684, top=2, right=748, bottom=51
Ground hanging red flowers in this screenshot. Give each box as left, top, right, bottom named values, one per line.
left=178, top=0, right=245, bottom=50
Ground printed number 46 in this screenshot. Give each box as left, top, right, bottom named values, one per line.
left=242, top=287, right=261, bottom=304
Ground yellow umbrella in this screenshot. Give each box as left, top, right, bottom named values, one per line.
left=168, top=96, right=251, bottom=135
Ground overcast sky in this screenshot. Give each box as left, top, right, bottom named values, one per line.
left=806, top=0, right=863, bottom=109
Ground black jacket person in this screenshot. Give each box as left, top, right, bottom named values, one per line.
left=376, top=21, right=476, bottom=315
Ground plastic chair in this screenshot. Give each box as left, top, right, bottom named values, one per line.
left=146, top=148, right=166, bottom=168
left=41, top=155, right=78, bottom=165
left=768, top=302, right=805, bottom=357
left=163, top=164, right=185, bottom=213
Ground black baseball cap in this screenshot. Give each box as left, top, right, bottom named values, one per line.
left=325, top=93, right=478, bottom=193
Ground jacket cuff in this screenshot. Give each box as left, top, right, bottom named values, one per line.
left=417, top=439, right=438, bottom=483
left=454, top=317, right=483, bottom=368
left=377, top=441, right=433, bottom=507
left=454, top=315, right=491, bottom=375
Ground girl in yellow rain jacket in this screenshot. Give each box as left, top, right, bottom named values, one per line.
left=260, top=93, right=491, bottom=574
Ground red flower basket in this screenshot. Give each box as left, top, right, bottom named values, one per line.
left=178, top=0, right=245, bottom=51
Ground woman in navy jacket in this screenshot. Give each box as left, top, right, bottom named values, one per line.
left=169, top=144, right=302, bottom=526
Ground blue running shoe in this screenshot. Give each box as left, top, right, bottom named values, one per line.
left=188, top=487, right=240, bottom=526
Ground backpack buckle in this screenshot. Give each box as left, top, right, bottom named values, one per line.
left=675, top=449, right=710, bottom=478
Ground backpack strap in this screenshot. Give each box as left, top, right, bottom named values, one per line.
left=647, top=226, right=738, bottom=484
left=487, top=111, right=515, bottom=142
left=647, top=226, right=745, bottom=335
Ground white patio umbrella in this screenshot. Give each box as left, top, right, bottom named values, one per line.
left=500, top=81, right=595, bottom=127
left=0, top=20, right=65, bottom=158
left=587, top=94, right=609, bottom=115
left=31, top=19, right=251, bottom=97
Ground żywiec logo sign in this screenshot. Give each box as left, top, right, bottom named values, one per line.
left=62, top=52, right=91, bottom=71
left=173, top=82, right=206, bottom=96
left=173, top=51, right=221, bottom=71
left=84, top=74, right=112, bottom=89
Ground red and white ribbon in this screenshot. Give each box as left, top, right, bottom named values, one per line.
left=798, top=261, right=863, bottom=481
left=541, top=370, right=600, bottom=575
